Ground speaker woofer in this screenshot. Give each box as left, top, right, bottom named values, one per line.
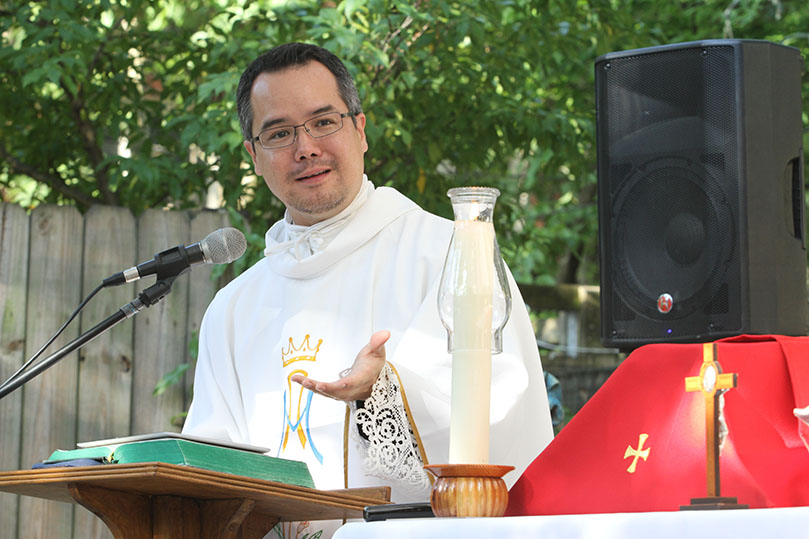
left=612, top=155, right=734, bottom=321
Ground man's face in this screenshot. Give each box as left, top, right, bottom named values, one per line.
left=244, top=61, right=368, bottom=226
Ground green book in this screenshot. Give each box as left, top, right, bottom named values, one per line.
left=45, top=434, right=314, bottom=489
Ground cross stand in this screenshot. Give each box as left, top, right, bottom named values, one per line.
left=680, top=342, right=748, bottom=510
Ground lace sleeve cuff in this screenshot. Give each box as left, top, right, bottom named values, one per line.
left=350, top=363, right=431, bottom=490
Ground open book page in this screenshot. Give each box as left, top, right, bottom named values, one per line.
left=76, top=431, right=269, bottom=454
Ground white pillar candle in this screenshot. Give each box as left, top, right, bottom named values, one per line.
left=448, top=219, right=494, bottom=464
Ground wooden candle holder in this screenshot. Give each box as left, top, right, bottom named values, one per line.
left=424, top=464, right=514, bottom=518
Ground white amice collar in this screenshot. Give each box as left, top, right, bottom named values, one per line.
left=264, top=175, right=373, bottom=261
left=262, top=180, right=420, bottom=280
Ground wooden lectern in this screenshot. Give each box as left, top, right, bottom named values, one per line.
left=0, top=462, right=390, bottom=538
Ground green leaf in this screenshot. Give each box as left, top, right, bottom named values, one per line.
left=21, top=66, right=48, bottom=88
left=339, top=0, right=366, bottom=19
left=153, top=363, right=190, bottom=396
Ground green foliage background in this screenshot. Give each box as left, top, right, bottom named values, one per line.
left=2, top=0, right=808, bottom=285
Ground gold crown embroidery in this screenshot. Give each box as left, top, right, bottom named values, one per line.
left=282, top=334, right=323, bottom=367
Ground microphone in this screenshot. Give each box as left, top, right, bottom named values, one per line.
left=103, top=227, right=247, bottom=287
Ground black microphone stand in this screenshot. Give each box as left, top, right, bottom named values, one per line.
left=0, top=275, right=179, bottom=401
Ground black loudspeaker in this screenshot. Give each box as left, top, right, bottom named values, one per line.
left=596, top=39, right=808, bottom=349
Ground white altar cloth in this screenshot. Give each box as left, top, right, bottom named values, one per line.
left=334, top=505, right=809, bottom=538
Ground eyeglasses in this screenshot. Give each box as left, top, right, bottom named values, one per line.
left=251, top=111, right=357, bottom=150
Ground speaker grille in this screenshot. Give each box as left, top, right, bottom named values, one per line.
left=597, top=44, right=743, bottom=344
left=613, top=156, right=735, bottom=320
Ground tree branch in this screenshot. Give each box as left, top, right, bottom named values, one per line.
left=59, top=82, right=116, bottom=205
left=0, top=146, right=96, bottom=209
left=86, top=15, right=125, bottom=77
left=50, top=17, right=118, bottom=205
left=371, top=2, right=432, bottom=87
left=377, top=22, right=431, bottom=87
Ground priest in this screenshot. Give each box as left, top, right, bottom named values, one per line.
left=182, top=42, right=554, bottom=538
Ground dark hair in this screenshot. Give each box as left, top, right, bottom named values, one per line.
left=236, top=42, right=362, bottom=141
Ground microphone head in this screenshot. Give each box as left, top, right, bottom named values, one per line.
left=200, top=228, right=247, bottom=264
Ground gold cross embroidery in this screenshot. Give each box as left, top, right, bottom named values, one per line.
left=684, top=342, right=738, bottom=497
left=624, top=433, right=650, bottom=473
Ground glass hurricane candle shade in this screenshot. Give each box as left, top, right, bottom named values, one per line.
left=437, top=187, right=512, bottom=354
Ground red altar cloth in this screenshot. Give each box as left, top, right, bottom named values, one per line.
left=507, top=335, right=809, bottom=515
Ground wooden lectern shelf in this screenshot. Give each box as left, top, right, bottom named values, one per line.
left=0, top=462, right=391, bottom=539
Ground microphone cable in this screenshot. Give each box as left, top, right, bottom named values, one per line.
left=0, top=227, right=246, bottom=398
left=0, top=282, right=104, bottom=394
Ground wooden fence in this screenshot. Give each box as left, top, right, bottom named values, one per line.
left=0, top=203, right=231, bottom=539
left=0, top=202, right=623, bottom=538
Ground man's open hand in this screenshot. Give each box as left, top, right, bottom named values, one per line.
left=290, top=330, right=391, bottom=401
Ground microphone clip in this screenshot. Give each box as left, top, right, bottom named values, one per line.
left=137, top=243, right=201, bottom=282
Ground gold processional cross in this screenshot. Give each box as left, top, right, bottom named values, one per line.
left=681, top=342, right=747, bottom=510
